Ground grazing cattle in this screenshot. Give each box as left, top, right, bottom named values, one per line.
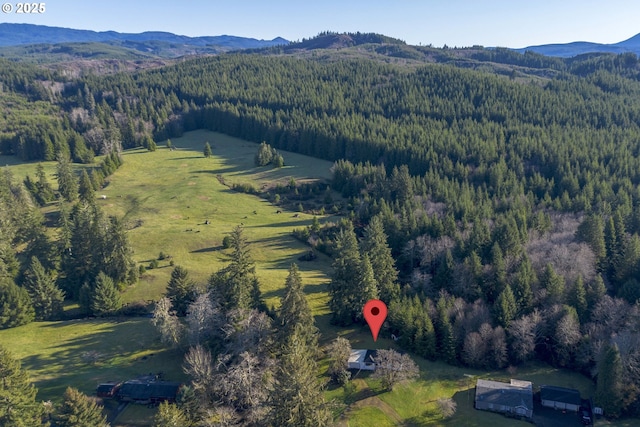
left=293, top=213, right=299, bottom=218
left=276, top=210, right=282, bottom=214
left=204, top=220, right=210, bottom=225
left=100, top=195, right=107, bottom=200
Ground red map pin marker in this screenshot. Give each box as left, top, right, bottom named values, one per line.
left=363, top=299, right=387, bottom=342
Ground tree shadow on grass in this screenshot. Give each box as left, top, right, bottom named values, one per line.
left=190, top=245, right=223, bottom=253
left=19, top=319, right=177, bottom=401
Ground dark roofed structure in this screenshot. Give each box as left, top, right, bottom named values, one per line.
left=96, top=382, right=121, bottom=398
left=115, top=379, right=182, bottom=404
left=475, top=379, right=533, bottom=419
left=540, top=385, right=581, bottom=412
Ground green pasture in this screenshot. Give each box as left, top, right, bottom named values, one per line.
left=97, top=130, right=335, bottom=314
left=0, top=318, right=184, bottom=403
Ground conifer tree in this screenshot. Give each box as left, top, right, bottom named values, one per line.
left=587, top=274, right=607, bottom=312
left=154, top=401, right=189, bottom=427
left=484, top=242, right=506, bottom=302
left=56, top=152, right=78, bottom=202
left=277, top=263, right=317, bottom=348
left=0, top=346, right=43, bottom=426
left=595, top=344, right=623, bottom=418
left=254, top=142, right=273, bottom=166
left=91, top=272, right=122, bottom=316
left=414, top=311, right=437, bottom=360
left=166, top=265, right=198, bottom=317
left=35, top=163, right=55, bottom=205
left=512, top=255, right=535, bottom=313
left=570, top=275, right=588, bottom=322
left=209, top=225, right=262, bottom=312
left=577, top=214, right=606, bottom=267
left=270, top=324, right=331, bottom=427
left=102, top=216, right=137, bottom=287
left=541, top=263, right=565, bottom=304
left=56, top=386, right=108, bottom=427
left=23, top=256, right=64, bottom=321
left=78, top=169, right=95, bottom=204
left=354, top=254, right=379, bottom=322
left=328, top=222, right=361, bottom=325
left=0, top=278, right=35, bottom=329
left=494, top=284, right=517, bottom=328
left=435, top=297, right=456, bottom=364
left=361, top=215, right=399, bottom=302
left=203, top=141, right=211, bottom=158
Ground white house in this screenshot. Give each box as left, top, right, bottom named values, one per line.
left=347, top=349, right=377, bottom=371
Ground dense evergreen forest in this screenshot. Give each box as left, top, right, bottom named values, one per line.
left=4, top=38, right=640, bottom=420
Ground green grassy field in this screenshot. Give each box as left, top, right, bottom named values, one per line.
left=98, top=130, right=335, bottom=316
left=0, top=318, right=185, bottom=403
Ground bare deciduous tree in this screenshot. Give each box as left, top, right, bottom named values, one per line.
left=371, top=349, right=419, bottom=391
left=214, top=351, right=274, bottom=423
left=152, top=297, right=184, bottom=347
left=508, top=310, right=542, bottom=363
left=223, top=309, right=273, bottom=357
left=437, top=397, right=457, bottom=419
left=184, top=345, right=214, bottom=394
left=462, top=332, right=486, bottom=368
left=186, top=292, right=220, bottom=345
left=526, top=213, right=596, bottom=285
left=553, top=313, right=582, bottom=366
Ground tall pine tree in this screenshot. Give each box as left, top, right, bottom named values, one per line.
left=595, top=343, right=623, bottom=418
left=56, top=386, right=108, bottom=427
left=165, top=265, right=198, bottom=317
left=0, top=346, right=44, bottom=426
left=209, top=225, right=263, bottom=312
left=328, top=222, right=362, bottom=325
left=56, top=153, right=78, bottom=203
left=0, top=278, right=35, bottom=329
left=360, top=215, right=400, bottom=303
left=91, top=272, right=122, bottom=317
left=277, top=263, right=317, bottom=348
left=270, top=324, right=331, bottom=427
left=23, top=256, right=64, bottom=321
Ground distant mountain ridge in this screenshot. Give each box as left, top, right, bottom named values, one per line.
left=516, top=33, right=640, bottom=57
left=0, top=23, right=288, bottom=50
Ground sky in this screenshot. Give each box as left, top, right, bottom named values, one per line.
left=2, top=0, right=639, bottom=48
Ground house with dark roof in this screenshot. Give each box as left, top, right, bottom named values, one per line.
left=96, top=382, right=121, bottom=398
left=475, top=379, right=534, bottom=419
left=540, top=385, right=581, bottom=412
left=117, top=379, right=182, bottom=404
left=347, top=349, right=378, bottom=371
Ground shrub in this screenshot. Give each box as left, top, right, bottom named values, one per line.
left=222, top=236, right=232, bottom=249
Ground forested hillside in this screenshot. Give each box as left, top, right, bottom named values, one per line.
left=3, top=37, right=640, bottom=419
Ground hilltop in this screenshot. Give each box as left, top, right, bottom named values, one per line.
left=0, top=23, right=288, bottom=59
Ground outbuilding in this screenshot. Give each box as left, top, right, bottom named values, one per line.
left=475, top=379, right=534, bottom=419
left=540, top=385, right=581, bottom=412
left=115, top=379, right=182, bottom=404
